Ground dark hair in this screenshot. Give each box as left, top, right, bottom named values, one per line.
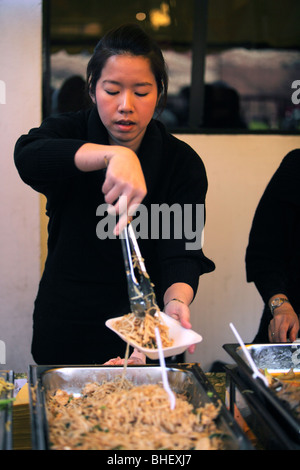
left=87, top=24, right=168, bottom=112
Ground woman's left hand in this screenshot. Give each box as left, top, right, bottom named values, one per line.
left=103, top=348, right=146, bottom=365
left=164, top=298, right=195, bottom=354
left=268, top=303, right=300, bottom=342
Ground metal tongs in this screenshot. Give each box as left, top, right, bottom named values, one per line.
left=120, top=223, right=158, bottom=318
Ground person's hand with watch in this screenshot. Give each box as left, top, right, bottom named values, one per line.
left=268, top=294, right=300, bottom=342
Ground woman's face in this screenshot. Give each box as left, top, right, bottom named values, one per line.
left=92, top=54, right=159, bottom=152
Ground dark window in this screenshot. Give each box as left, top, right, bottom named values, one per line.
left=44, top=0, right=300, bottom=133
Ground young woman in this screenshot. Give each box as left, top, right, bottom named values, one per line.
left=14, top=24, right=215, bottom=364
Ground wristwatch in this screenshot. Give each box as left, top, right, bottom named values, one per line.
left=269, top=297, right=290, bottom=315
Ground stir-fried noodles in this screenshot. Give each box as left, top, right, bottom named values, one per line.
left=45, top=309, right=223, bottom=449
left=113, top=311, right=173, bottom=349
left=46, top=377, right=223, bottom=450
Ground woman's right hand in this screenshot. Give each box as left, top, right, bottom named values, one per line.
left=75, top=143, right=147, bottom=234
left=103, top=349, right=146, bottom=365
left=102, top=146, right=147, bottom=234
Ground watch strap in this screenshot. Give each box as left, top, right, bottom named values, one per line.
left=270, top=297, right=290, bottom=315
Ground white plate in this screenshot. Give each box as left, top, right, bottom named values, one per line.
left=105, top=311, right=202, bottom=360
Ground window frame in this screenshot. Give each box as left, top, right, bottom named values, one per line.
left=42, top=0, right=300, bottom=135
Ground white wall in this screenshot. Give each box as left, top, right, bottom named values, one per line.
left=0, top=1, right=299, bottom=372
left=0, top=0, right=41, bottom=372
left=184, top=134, right=300, bottom=370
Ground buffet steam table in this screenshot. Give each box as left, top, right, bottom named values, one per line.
left=12, top=371, right=230, bottom=450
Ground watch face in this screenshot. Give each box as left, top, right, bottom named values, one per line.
left=271, top=298, right=289, bottom=311
left=270, top=298, right=289, bottom=315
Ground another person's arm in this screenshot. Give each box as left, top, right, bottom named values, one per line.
left=268, top=294, right=299, bottom=342
left=246, top=150, right=300, bottom=343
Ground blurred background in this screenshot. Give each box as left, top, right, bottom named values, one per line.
left=46, top=0, right=300, bottom=132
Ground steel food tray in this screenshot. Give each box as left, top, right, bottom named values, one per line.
left=0, top=370, right=14, bottom=450
left=28, top=363, right=252, bottom=450
left=223, top=343, right=300, bottom=443
left=225, top=365, right=300, bottom=450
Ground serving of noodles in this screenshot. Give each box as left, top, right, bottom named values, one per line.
left=46, top=377, right=223, bottom=450
left=112, top=311, right=173, bottom=349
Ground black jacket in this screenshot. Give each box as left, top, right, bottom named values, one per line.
left=246, top=149, right=300, bottom=341
left=14, top=107, right=215, bottom=363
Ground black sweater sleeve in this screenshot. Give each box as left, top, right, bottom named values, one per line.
left=154, top=131, right=215, bottom=296
left=14, top=111, right=88, bottom=190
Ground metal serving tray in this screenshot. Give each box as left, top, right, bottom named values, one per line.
left=223, top=343, right=300, bottom=443
left=225, top=365, right=300, bottom=450
left=0, top=370, right=14, bottom=450
left=28, top=363, right=252, bottom=450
